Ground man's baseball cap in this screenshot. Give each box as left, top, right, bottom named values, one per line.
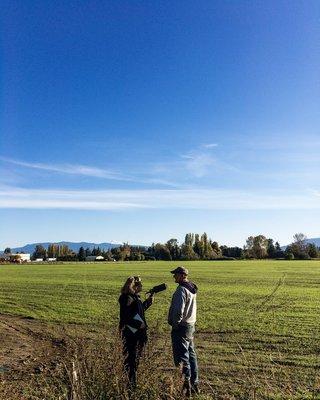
left=170, top=266, right=189, bottom=275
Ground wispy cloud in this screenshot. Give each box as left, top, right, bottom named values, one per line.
left=202, top=143, right=218, bottom=148
left=313, top=190, right=320, bottom=197
left=0, top=157, right=179, bottom=187
left=181, top=153, right=215, bottom=178
left=1, top=154, right=239, bottom=187
left=146, top=143, right=235, bottom=181
left=0, top=157, right=124, bottom=180
left=1, top=186, right=319, bottom=211
left=180, top=149, right=238, bottom=178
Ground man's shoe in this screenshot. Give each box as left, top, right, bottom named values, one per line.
left=191, top=383, right=200, bottom=395
left=182, top=379, right=191, bottom=398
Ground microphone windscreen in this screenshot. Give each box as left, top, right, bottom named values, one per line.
left=150, top=283, right=167, bottom=293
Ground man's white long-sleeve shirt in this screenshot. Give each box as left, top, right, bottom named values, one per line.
left=168, top=281, right=197, bottom=329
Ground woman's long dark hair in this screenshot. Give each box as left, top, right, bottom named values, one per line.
left=120, top=276, right=141, bottom=295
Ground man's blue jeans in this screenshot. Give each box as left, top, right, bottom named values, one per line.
left=171, top=324, right=199, bottom=385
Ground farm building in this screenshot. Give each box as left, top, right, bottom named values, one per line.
left=85, top=255, right=105, bottom=261
left=2, top=253, right=31, bottom=263
left=18, top=253, right=31, bottom=262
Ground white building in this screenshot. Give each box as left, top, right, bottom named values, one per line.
left=85, top=255, right=105, bottom=261
left=2, top=253, right=31, bottom=263
left=19, top=254, right=31, bottom=262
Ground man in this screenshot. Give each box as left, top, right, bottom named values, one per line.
left=168, top=266, right=199, bottom=397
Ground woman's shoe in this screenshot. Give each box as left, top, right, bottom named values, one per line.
left=191, top=383, right=200, bottom=395
left=182, top=379, right=191, bottom=397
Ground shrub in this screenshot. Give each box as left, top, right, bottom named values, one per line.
left=28, top=327, right=192, bottom=400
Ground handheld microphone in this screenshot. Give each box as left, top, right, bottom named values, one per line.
left=146, top=283, right=167, bottom=295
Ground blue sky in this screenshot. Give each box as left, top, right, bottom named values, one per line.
left=1, top=0, right=319, bottom=248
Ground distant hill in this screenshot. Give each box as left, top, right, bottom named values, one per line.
left=282, top=237, right=320, bottom=250
left=2, top=241, right=123, bottom=254
left=305, top=238, right=320, bottom=247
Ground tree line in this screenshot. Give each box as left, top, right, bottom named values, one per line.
left=4, top=232, right=318, bottom=262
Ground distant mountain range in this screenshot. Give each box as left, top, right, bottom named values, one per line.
left=280, top=238, right=320, bottom=250
left=2, top=241, right=123, bottom=254
left=305, top=238, right=320, bottom=247
left=2, top=237, right=319, bottom=254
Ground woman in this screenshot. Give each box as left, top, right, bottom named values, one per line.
left=119, top=276, right=154, bottom=387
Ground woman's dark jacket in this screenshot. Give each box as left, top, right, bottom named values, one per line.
left=119, top=293, right=152, bottom=332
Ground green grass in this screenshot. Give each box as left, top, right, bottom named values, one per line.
left=0, top=260, right=319, bottom=335
left=1, top=260, right=320, bottom=398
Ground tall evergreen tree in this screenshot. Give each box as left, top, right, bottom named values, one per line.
left=78, top=246, right=86, bottom=261
left=306, top=243, right=318, bottom=258
left=193, top=234, right=203, bottom=258
left=267, top=239, right=276, bottom=258
left=274, top=241, right=284, bottom=258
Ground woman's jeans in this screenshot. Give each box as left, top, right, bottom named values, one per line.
left=122, top=328, right=147, bottom=387
left=171, top=324, right=199, bottom=385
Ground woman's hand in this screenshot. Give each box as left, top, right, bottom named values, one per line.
left=148, top=293, right=155, bottom=304
left=143, top=293, right=154, bottom=311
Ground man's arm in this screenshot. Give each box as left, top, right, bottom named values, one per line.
left=168, top=287, right=186, bottom=329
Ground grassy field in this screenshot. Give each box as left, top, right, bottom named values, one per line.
left=1, top=260, right=320, bottom=398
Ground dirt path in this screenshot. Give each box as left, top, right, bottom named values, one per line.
left=0, top=314, right=62, bottom=370
left=0, top=314, right=67, bottom=399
